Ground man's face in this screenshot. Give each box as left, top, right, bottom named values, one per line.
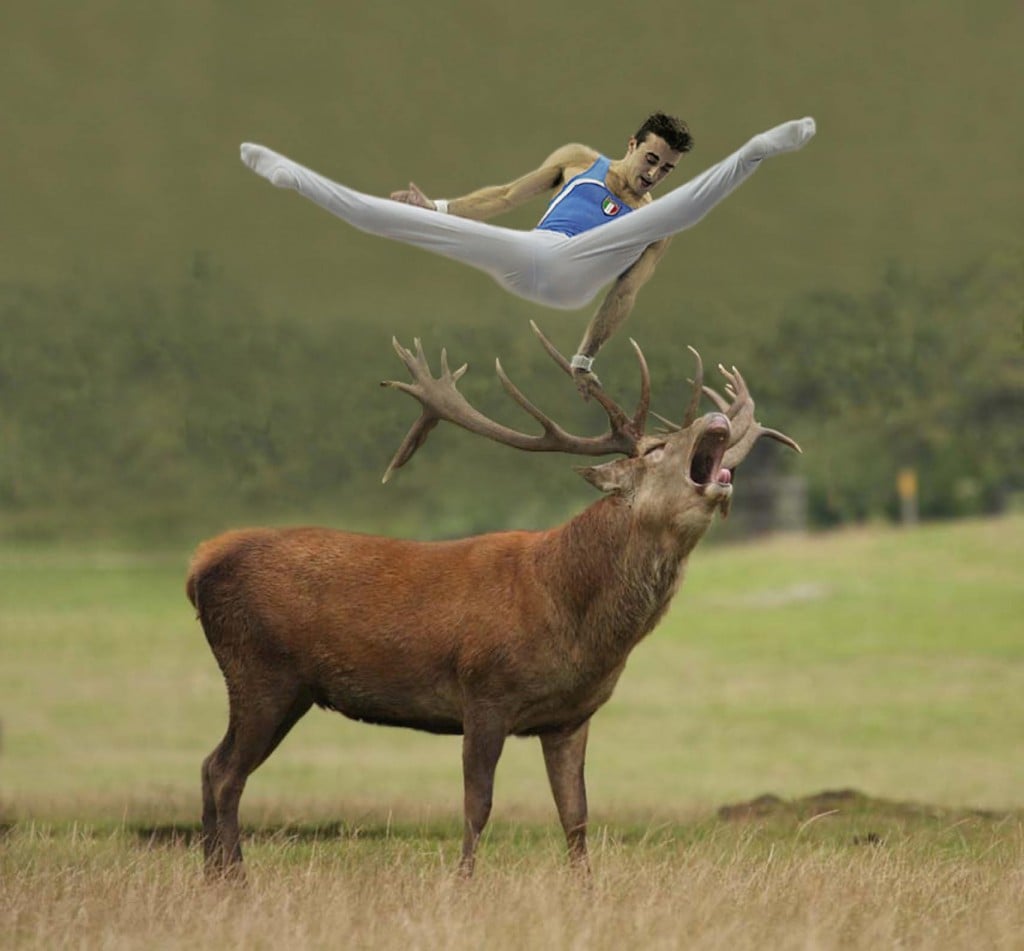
left=624, top=134, right=683, bottom=195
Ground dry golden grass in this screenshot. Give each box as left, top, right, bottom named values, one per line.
left=4, top=812, right=1024, bottom=951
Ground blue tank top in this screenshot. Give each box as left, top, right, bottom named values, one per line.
left=535, top=155, right=633, bottom=237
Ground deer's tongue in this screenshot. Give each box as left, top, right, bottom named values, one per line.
left=717, top=468, right=732, bottom=485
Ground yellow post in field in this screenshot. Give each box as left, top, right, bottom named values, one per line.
left=898, top=467, right=919, bottom=526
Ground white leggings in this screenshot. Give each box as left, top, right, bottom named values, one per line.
left=243, top=122, right=809, bottom=309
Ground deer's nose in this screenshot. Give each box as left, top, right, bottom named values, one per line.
left=705, top=413, right=730, bottom=436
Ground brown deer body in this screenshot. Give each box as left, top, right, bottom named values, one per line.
left=189, top=325, right=799, bottom=877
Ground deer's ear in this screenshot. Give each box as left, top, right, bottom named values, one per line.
left=574, top=458, right=638, bottom=494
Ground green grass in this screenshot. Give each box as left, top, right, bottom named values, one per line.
left=2, top=514, right=1022, bottom=822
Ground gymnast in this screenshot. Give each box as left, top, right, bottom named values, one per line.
left=241, top=113, right=815, bottom=391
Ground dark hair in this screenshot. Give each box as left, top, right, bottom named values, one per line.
left=634, top=113, right=693, bottom=153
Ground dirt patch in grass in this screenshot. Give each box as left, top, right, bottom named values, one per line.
left=718, top=787, right=1009, bottom=823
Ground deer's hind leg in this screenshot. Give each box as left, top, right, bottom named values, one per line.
left=202, top=679, right=313, bottom=879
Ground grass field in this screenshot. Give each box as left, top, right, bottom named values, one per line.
left=2, top=515, right=1023, bottom=947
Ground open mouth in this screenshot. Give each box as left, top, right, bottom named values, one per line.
left=689, top=418, right=731, bottom=488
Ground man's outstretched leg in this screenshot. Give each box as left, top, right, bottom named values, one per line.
left=241, top=143, right=301, bottom=188
left=739, top=117, right=817, bottom=162
left=556, top=116, right=817, bottom=295
left=239, top=143, right=572, bottom=305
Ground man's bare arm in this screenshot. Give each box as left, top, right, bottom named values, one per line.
left=571, top=238, right=672, bottom=393
left=389, top=143, right=597, bottom=221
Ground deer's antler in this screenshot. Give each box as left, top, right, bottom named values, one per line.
left=703, top=364, right=802, bottom=468
left=380, top=323, right=653, bottom=482
left=652, top=346, right=705, bottom=434
left=653, top=354, right=800, bottom=466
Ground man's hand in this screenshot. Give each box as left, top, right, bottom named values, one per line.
left=572, top=366, right=601, bottom=400
left=389, top=182, right=434, bottom=209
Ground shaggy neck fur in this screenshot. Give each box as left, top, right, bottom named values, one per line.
left=535, top=495, right=713, bottom=660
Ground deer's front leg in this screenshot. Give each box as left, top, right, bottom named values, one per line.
left=540, top=720, right=591, bottom=873
left=460, top=711, right=508, bottom=877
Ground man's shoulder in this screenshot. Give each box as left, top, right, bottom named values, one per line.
left=546, top=143, right=600, bottom=180
left=546, top=142, right=600, bottom=171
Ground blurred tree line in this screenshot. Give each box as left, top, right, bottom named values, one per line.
left=1, top=252, right=1020, bottom=545
left=751, top=255, right=1023, bottom=525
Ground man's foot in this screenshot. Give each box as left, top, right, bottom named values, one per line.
left=741, top=117, right=816, bottom=162
left=240, top=143, right=299, bottom=188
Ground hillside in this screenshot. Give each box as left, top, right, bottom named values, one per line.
left=2, top=1, right=1021, bottom=540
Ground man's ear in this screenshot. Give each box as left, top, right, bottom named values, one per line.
left=575, top=457, right=638, bottom=494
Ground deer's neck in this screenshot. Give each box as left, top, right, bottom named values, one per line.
left=538, top=496, right=709, bottom=653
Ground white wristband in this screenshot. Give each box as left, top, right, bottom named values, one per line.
left=434, top=199, right=449, bottom=214
left=570, top=354, right=594, bottom=372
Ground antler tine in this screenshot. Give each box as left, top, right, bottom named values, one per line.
left=722, top=365, right=749, bottom=413
left=701, top=385, right=731, bottom=414
left=636, top=345, right=704, bottom=435
left=529, top=320, right=573, bottom=377
left=722, top=424, right=802, bottom=471
left=628, top=338, right=652, bottom=434
left=381, top=338, right=442, bottom=483
left=702, top=363, right=742, bottom=417
left=389, top=335, right=417, bottom=376
left=760, top=427, right=802, bottom=454
left=651, top=411, right=680, bottom=434
left=439, top=347, right=468, bottom=385
left=681, top=345, right=704, bottom=427
left=494, top=358, right=565, bottom=438
left=380, top=412, right=440, bottom=484
left=528, top=320, right=648, bottom=441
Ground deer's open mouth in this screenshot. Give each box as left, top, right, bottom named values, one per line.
left=690, top=416, right=731, bottom=489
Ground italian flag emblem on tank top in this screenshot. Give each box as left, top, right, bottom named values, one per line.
left=602, top=196, right=621, bottom=216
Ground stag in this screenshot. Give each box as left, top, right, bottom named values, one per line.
left=188, top=323, right=799, bottom=878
